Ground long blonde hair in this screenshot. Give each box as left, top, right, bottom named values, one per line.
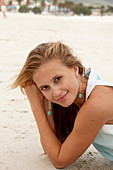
left=12, top=41, right=86, bottom=143
left=12, top=41, right=85, bottom=93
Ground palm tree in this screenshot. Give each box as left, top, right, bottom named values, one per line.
left=58, top=2, right=65, bottom=13
left=17, top=0, right=23, bottom=5
left=65, top=1, right=75, bottom=10
left=58, top=1, right=75, bottom=14
left=40, top=0, right=46, bottom=12
left=53, top=0, right=58, bottom=6
left=100, top=5, right=105, bottom=16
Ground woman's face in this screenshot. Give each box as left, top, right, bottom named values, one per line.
left=33, top=59, right=79, bottom=107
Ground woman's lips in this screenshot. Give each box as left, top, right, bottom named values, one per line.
left=57, top=91, right=68, bottom=102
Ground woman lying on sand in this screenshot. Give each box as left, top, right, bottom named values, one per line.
left=12, top=41, right=113, bottom=168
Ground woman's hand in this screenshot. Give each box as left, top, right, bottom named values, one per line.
left=25, top=83, right=44, bottom=110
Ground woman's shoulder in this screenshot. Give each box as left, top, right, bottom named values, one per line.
left=85, top=68, right=113, bottom=100
left=90, top=85, right=113, bottom=102
left=85, top=85, right=113, bottom=122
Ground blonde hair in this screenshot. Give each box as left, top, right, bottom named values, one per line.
left=12, top=41, right=85, bottom=93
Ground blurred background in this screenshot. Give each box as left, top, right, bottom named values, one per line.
left=1, top=0, right=113, bottom=16
left=0, top=1, right=113, bottom=170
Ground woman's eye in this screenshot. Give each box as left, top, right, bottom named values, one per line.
left=55, top=76, right=62, bottom=82
left=41, top=86, right=48, bottom=91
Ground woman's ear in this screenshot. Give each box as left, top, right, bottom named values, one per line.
left=73, top=66, right=79, bottom=77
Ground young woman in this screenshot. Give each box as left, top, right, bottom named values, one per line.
left=12, top=41, right=113, bottom=168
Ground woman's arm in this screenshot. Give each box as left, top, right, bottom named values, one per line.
left=40, top=98, right=55, bottom=153
left=25, top=84, right=62, bottom=166
left=25, top=84, right=113, bottom=168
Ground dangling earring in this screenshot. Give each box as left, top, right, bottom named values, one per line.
left=77, top=79, right=82, bottom=99
left=48, top=101, right=51, bottom=115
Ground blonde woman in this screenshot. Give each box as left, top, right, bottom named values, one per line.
left=12, top=42, right=113, bottom=168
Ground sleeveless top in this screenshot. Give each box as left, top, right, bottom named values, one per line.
left=85, top=68, right=113, bottom=161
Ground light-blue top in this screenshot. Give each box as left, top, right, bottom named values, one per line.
left=85, top=68, right=113, bottom=161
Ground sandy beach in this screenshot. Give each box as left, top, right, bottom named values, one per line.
left=0, top=12, right=113, bottom=170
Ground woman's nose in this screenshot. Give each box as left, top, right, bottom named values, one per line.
left=52, top=86, right=61, bottom=99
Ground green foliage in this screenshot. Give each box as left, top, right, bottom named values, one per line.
left=72, top=3, right=91, bottom=15
left=58, top=1, right=75, bottom=9
left=65, top=1, right=75, bottom=10
left=32, top=7, right=41, bottom=14
left=106, top=5, right=113, bottom=12
left=19, top=5, right=30, bottom=13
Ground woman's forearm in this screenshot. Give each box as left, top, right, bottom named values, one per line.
left=25, top=85, right=62, bottom=167
left=32, top=105, right=62, bottom=166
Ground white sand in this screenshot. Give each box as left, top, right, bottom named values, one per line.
left=0, top=12, right=113, bottom=169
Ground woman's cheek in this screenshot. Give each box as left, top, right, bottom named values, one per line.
left=43, top=92, right=50, bottom=101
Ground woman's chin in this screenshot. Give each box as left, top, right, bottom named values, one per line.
left=59, top=101, right=73, bottom=108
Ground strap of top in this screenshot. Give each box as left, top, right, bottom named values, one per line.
left=85, top=68, right=113, bottom=100
left=85, top=68, right=101, bottom=100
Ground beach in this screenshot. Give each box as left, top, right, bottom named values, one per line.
left=0, top=12, right=113, bottom=170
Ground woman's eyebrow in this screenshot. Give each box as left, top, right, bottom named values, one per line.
left=52, top=75, right=59, bottom=81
